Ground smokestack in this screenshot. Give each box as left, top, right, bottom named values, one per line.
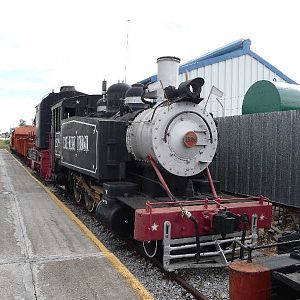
left=157, top=56, right=180, bottom=95
left=156, top=56, right=180, bottom=101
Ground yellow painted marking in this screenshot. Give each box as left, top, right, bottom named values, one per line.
left=8, top=151, right=154, bottom=300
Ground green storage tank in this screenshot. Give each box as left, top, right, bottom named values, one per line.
left=242, top=80, right=300, bottom=114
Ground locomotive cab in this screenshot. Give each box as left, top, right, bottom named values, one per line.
left=51, top=94, right=101, bottom=183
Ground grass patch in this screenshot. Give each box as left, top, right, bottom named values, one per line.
left=0, top=139, right=10, bottom=150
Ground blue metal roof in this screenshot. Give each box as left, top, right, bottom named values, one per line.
left=140, top=39, right=297, bottom=84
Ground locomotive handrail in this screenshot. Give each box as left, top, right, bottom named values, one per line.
left=232, top=239, right=300, bottom=263
left=144, top=196, right=268, bottom=211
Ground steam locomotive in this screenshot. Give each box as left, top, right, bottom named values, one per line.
left=14, top=56, right=272, bottom=271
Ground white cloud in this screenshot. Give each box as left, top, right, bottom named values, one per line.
left=0, top=0, right=299, bottom=132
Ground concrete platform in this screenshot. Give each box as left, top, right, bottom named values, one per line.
left=0, top=150, right=144, bottom=300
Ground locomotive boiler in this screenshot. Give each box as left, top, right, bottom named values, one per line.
left=49, top=56, right=272, bottom=271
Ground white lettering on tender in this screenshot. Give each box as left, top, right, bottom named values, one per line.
left=77, top=135, right=89, bottom=152
left=62, top=135, right=89, bottom=152
left=63, top=136, right=76, bottom=151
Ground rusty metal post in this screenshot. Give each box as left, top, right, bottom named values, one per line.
left=229, top=261, right=271, bottom=300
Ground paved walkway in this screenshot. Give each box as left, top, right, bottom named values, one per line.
left=0, top=150, right=142, bottom=300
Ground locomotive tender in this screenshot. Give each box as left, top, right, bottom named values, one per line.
left=24, top=57, right=272, bottom=271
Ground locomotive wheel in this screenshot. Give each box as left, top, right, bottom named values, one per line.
left=142, top=240, right=158, bottom=258
left=73, top=182, right=83, bottom=204
left=84, top=192, right=96, bottom=213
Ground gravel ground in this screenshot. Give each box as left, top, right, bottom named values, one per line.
left=45, top=184, right=230, bottom=300
left=181, top=269, right=228, bottom=299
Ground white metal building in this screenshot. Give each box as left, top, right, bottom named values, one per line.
left=140, top=39, right=297, bottom=117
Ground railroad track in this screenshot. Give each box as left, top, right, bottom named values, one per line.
left=170, top=273, right=208, bottom=300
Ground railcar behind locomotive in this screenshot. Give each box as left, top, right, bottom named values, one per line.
left=15, top=56, right=272, bottom=271
left=10, top=125, right=35, bottom=157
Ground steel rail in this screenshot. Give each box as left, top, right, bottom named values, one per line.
left=170, top=273, right=209, bottom=300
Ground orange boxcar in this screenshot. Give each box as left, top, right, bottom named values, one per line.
left=11, top=126, right=36, bottom=157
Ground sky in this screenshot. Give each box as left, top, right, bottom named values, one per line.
left=0, top=0, right=299, bottom=132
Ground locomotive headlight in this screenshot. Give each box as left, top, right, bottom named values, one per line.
left=183, top=131, right=198, bottom=148
left=164, top=77, right=205, bottom=103
left=126, top=101, right=218, bottom=177
left=177, top=77, right=205, bottom=99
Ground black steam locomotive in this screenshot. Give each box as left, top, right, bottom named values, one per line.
left=25, top=56, right=272, bottom=271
